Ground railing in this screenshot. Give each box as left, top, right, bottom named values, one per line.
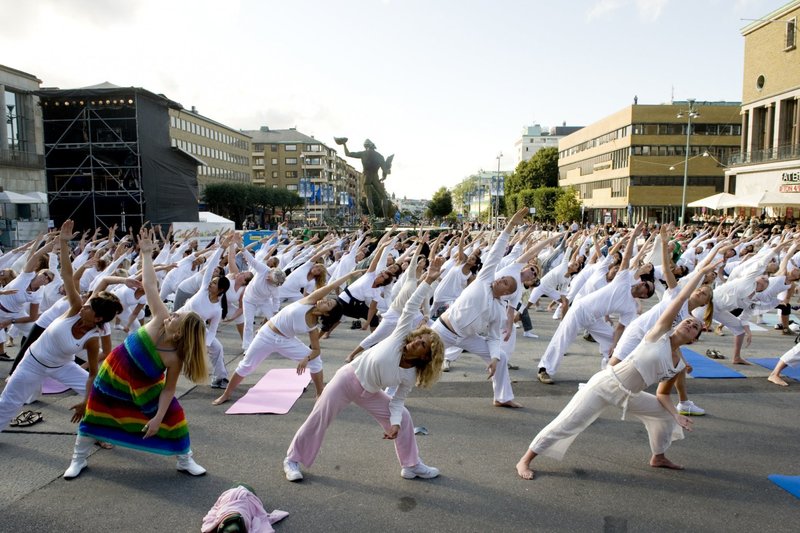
left=727, top=143, right=800, bottom=166
left=0, top=148, right=45, bottom=169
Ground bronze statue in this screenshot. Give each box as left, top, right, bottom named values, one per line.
left=335, top=137, right=393, bottom=218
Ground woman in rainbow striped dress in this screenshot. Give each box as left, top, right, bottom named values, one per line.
left=65, top=229, right=209, bottom=479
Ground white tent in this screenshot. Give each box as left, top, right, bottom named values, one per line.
left=199, top=211, right=234, bottom=224
left=687, top=192, right=738, bottom=210
left=0, top=191, right=34, bottom=204
left=722, top=191, right=800, bottom=208
left=24, top=192, right=48, bottom=204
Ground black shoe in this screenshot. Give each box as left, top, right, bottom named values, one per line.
left=537, top=369, right=554, bottom=384
left=583, top=333, right=596, bottom=343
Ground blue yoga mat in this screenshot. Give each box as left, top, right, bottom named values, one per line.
left=769, top=475, right=800, bottom=499
left=681, top=348, right=746, bottom=379
left=750, top=358, right=800, bottom=381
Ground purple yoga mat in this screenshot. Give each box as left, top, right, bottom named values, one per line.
left=42, top=377, right=69, bottom=394
left=226, top=368, right=311, bottom=415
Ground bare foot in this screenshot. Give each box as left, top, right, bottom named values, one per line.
left=344, top=356, right=354, bottom=363
left=732, top=358, right=752, bottom=365
left=650, top=456, right=684, bottom=470
left=320, top=332, right=331, bottom=340
left=212, top=395, right=230, bottom=406
left=516, top=460, right=535, bottom=480
left=494, top=400, right=523, bottom=408
left=768, top=374, right=789, bottom=387
left=95, top=441, right=114, bottom=449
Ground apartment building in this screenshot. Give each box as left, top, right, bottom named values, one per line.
left=515, top=123, right=582, bottom=163
left=558, top=102, right=741, bottom=225
left=245, top=127, right=360, bottom=223
left=725, top=0, right=800, bottom=216
left=0, top=64, right=48, bottom=246
left=169, top=106, right=251, bottom=190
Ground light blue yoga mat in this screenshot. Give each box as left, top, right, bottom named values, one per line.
left=681, top=348, right=746, bottom=379
left=769, top=475, right=800, bottom=499
left=751, top=358, right=800, bottom=381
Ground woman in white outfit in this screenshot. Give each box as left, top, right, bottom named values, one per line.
left=177, top=237, right=231, bottom=389
left=0, top=221, right=123, bottom=429
left=212, top=270, right=364, bottom=405
left=516, top=255, right=706, bottom=480
left=282, top=259, right=445, bottom=482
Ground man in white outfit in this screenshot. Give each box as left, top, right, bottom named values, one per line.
left=431, top=208, right=530, bottom=408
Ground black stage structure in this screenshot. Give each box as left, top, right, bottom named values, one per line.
left=37, top=83, right=201, bottom=233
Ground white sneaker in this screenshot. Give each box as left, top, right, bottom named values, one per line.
left=283, top=458, right=303, bottom=481
left=176, top=453, right=207, bottom=476
left=522, top=331, right=539, bottom=339
left=401, top=461, right=440, bottom=479
left=676, top=401, right=705, bottom=416
left=442, top=360, right=451, bottom=372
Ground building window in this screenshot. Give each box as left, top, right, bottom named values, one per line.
left=787, top=18, right=797, bottom=50
left=272, top=171, right=279, bottom=178
left=285, top=144, right=297, bottom=151
left=286, top=158, right=298, bottom=165
left=271, top=158, right=278, bottom=165
left=287, top=184, right=298, bottom=191
left=286, top=171, right=298, bottom=178
left=271, top=144, right=278, bottom=152
left=254, top=157, right=264, bottom=166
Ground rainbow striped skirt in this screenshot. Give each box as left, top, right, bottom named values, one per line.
left=78, top=327, right=190, bottom=455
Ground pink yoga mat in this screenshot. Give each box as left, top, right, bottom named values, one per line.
left=42, top=377, right=69, bottom=394
left=226, top=368, right=311, bottom=415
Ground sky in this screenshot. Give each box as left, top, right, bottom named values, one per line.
left=1, top=0, right=792, bottom=200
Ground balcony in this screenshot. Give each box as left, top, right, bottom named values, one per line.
left=727, top=143, right=800, bottom=166
left=0, top=148, right=45, bottom=169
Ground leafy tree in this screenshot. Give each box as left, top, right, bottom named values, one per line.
left=507, top=147, right=559, bottom=194
left=554, top=187, right=582, bottom=223
left=203, top=183, right=302, bottom=228
left=427, top=187, right=453, bottom=219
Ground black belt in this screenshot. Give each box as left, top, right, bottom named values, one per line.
left=439, top=316, right=458, bottom=336
left=29, top=351, right=65, bottom=369
left=343, top=287, right=364, bottom=305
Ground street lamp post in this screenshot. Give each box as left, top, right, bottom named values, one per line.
left=495, top=152, right=503, bottom=230
left=678, top=99, right=699, bottom=226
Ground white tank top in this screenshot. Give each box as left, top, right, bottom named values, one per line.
left=271, top=302, right=315, bottom=338
left=28, top=314, right=102, bottom=367
left=630, top=334, right=686, bottom=387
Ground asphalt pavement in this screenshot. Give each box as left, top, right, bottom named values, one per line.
left=2, top=307, right=800, bottom=532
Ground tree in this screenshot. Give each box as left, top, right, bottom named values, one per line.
left=507, top=147, right=560, bottom=194
left=426, top=187, right=453, bottom=219
left=554, top=187, right=582, bottom=223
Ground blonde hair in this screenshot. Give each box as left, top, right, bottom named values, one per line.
left=313, top=262, right=327, bottom=289
left=405, top=326, right=444, bottom=388
left=176, top=312, right=208, bottom=383
left=703, top=295, right=715, bottom=329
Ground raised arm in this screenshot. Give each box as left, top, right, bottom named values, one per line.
left=645, top=260, right=719, bottom=342
left=58, top=221, right=82, bottom=313
left=300, top=269, right=366, bottom=304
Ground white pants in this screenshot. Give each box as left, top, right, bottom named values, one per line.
left=241, top=298, right=275, bottom=350
left=530, top=363, right=683, bottom=460
left=0, top=354, right=88, bottom=428
left=235, top=327, right=318, bottom=376
left=537, top=309, right=614, bottom=376
left=208, top=337, right=227, bottom=381
left=431, top=321, right=515, bottom=403
left=779, top=342, right=800, bottom=367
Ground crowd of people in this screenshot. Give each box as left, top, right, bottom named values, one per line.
left=1, top=212, right=799, bottom=488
